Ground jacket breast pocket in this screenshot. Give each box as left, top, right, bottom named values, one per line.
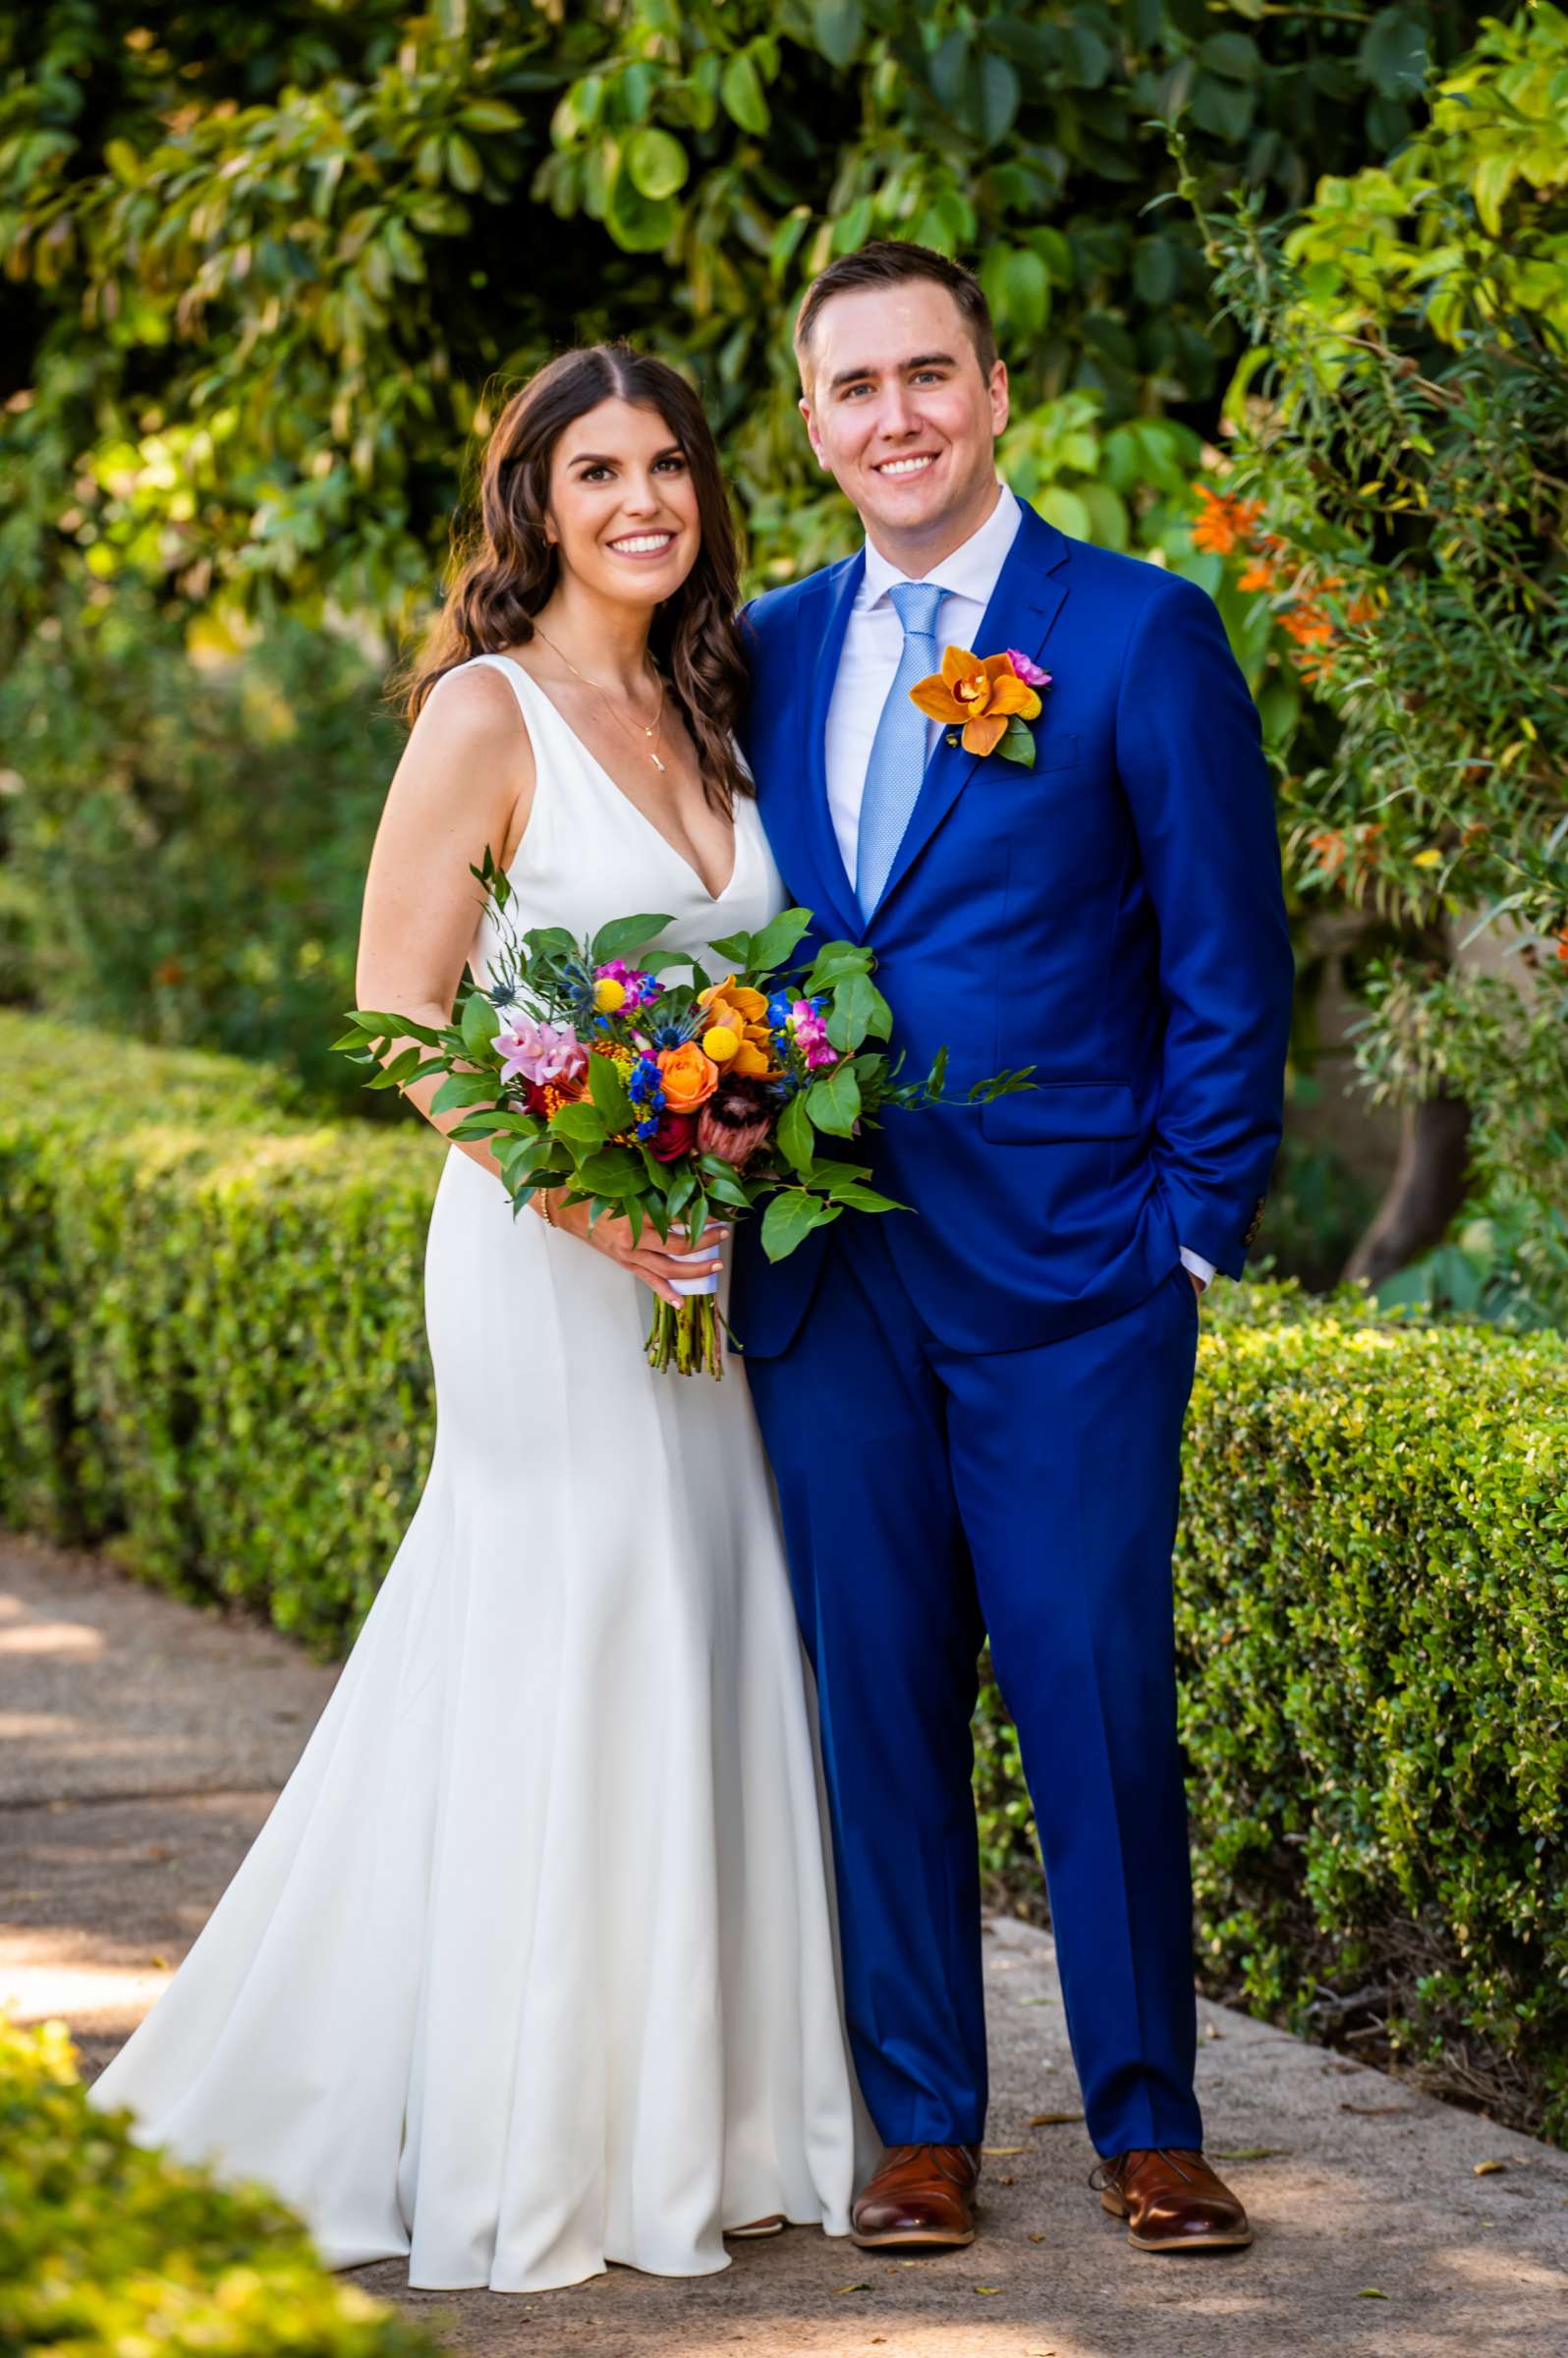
left=980, top=1079, right=1141, bottom=1144
left=1031, top=728, right=1080, bottom=775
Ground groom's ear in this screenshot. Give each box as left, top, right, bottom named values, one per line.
left=798, top=394, right=830, bottom=473
left=988, top=359, right=1011, bottom=439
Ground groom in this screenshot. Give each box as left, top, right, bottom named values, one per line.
left=735, top=241, right=1293, bottom=2256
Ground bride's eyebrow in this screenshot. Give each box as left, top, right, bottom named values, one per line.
left=567, top=443, right=686, bottom=470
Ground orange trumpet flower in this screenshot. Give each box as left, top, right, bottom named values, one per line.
left=909, top=646, right=1042, bottom=758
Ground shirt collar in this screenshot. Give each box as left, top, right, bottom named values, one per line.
left=860, top=479, right=1022, bottom=613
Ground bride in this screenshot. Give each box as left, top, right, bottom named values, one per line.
left=87, top=344, right=874, bottom=2291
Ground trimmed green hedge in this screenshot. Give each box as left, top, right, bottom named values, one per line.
left=5, top=1014, right=1567, bottom=2135
left=1184, top=1296, right=1568, bottom=2134
left=0, top=2016, right=446, bottom=2355
left=0, top=1012, right=441, bottom=1652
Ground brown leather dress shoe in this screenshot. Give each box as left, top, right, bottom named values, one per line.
left=1095, top=2148, right=1253, bottom=2252
left=851, top=2143, right=980, bottom=2249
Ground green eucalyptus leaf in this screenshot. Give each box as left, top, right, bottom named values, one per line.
left=806, top=1061, right=862, bottom=1138
left=430, top=1071, right=498, bottom=1113
left=777, top=1091, right=815, bottom=1176
left=825, top=1180, right=907, bottom=1213
left=573, top=1146, right=644, bottom=1196
left=704, top=928, right=754, bottom=967
left=587, top=1050, right=634, bottom=1132
left=590, top=912, right=674, bottom=966
left=802, top=941, right=873, bottom=991
left=746, top=907, right=814, bottom=975
left=760, top=1190, right=842, bottom=1263
left=459, top=992, right=501, bottom=1055
left=700, top=1166, right=751, bottom=1208
left=550, top=1101, right=609, bottom=1149
left=824, top=970, right=890, bottom=1053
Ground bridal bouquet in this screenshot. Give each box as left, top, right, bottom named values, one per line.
left=336, top=852, right=1031, bottom=1376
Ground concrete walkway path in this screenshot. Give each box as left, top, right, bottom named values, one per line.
left=4, top=1530, right=1565, bottom=2357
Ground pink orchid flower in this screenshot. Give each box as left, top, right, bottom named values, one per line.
left=1006, top=647, right=1052, bottom=690
left=494, top=1018, right=587, bottom=1088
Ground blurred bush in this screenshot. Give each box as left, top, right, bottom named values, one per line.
left=6, top=1013, right=1565, bottom=2131
left=0, top=1011, right=439, bottom=1646
left=0, top=590, right=400, bottom=1110
left=0, top=2015, right=446, bottom=2357
left=0, top=1013, right=302, bottom=1543
left=1177, top=0, right=1568, bottom=1303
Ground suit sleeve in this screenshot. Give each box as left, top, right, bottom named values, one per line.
left=1114, top=571, right=1294, bottom=1279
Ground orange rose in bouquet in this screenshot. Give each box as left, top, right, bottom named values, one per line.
left=657, top=1039, right=721, bottom=1110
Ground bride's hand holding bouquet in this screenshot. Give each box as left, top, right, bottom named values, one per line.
left=337, top=851, right=1033, bottom=1376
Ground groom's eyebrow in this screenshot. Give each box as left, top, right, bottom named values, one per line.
left=828, top=352, right=957, bottom=392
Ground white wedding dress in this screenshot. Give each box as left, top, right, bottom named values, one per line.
left=87, top=653, right=872, bottom=2291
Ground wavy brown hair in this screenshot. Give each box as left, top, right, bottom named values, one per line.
left=404, top=346, right=751, bottom=815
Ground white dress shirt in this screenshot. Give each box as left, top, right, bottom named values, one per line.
left=821, top=481, right=1215, bottom=1291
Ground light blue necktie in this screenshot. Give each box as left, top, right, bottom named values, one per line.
left=855, top=578, right=945, bottom=920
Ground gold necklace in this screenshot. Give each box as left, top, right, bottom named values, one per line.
left=532, top=621, right=668, bottom=773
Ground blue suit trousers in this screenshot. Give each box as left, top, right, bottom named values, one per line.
left=745, top=1222, right=1204, bottom=2159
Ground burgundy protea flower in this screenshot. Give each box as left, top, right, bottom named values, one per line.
left=696, top=1076, right=774, bottom=1168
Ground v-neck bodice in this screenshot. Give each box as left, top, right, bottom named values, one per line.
left=448, top=651, right=785, bottom=995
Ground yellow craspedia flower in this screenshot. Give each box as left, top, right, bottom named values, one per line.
left=593, top=977, right=628, bottom=1013
left=702, top=1024, right=740, bottom=1063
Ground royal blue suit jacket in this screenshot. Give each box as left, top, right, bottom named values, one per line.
left=731, top=502, right=1294, bottom=1358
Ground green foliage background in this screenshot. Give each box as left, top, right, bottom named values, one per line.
left=0, top=0, right=1488, bottom=628
left=5, top=1011, right=1566, bottom=2134
left=1189, top=1, right=1568, bottom=1318
left=1, top=0, right=1520, bottom=1204
left=0, top=2018, right=444, bottom=2357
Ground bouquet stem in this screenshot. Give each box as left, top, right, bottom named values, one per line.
left=644, top=1296, right=724, bottom=1378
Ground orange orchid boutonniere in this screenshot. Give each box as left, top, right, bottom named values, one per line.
left=910, top=646, right=1053, bottom=767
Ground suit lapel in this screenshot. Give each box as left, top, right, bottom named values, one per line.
left=870, top=505, right=1072, bottom=921
left=796, top=552, right=865, bottom=944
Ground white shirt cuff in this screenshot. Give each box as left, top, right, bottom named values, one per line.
left=1179, top=1247, right=1216, bottom=1290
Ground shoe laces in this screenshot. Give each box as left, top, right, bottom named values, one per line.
left=882, top=2143, right=979, bottom=2185
left=1089, top=2146, right=1202, bottom=2193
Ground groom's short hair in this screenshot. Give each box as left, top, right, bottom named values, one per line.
left=794, top=240, right=998, bottom=387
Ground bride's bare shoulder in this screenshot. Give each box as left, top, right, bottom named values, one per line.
left=412, top=656, right=532, bottom=755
